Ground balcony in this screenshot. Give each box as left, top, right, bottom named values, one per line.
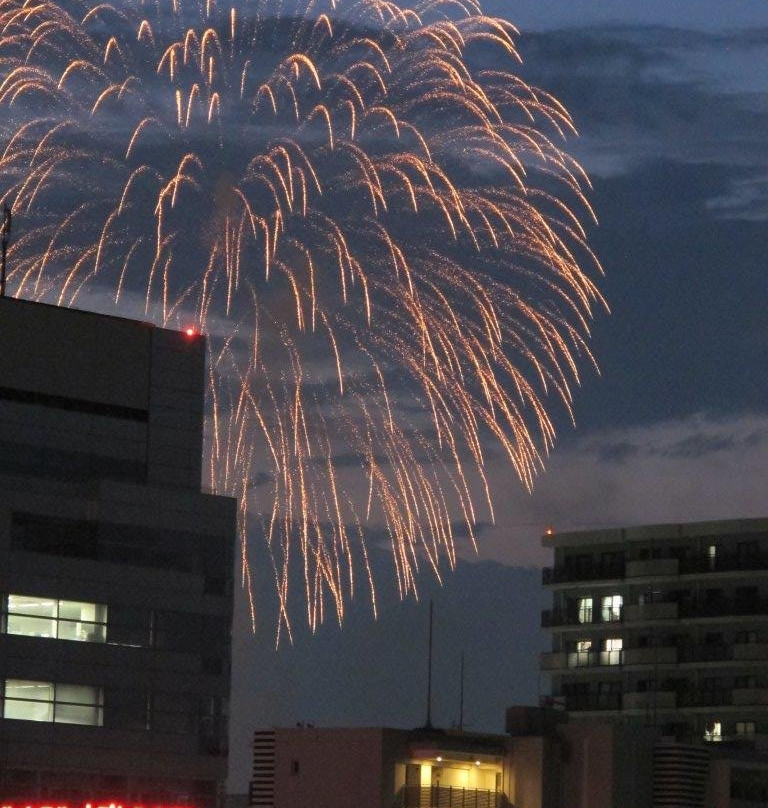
left=678, top=644, right=731, bottom=664
left=733, top=643, right=768, bottom=661
left=543, top=551, right=768, bottom=588
left=541, top=608, right=623, bottom=628
left=399, top=787, right=511, bottom=808
left=542, top=645, right=680, bottom=671
left=679, top=599, right=768, bottom=620
left=625, top=557, right=680, bottom=578
left=542, top=563, right=624, bottom=585
left=623, top=602, right=679, bottom=622
left=623, top=646, right=678, bottom=666
left=732, top=688, right=768, bottom=706
left=623, top=690, right=677, bottom=711
left=564, top=693, right=622, bottom=712
left=679, top=551, right=768, bottom=575
left=678, top=689, right=732, bottom=708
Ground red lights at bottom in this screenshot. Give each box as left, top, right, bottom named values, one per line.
left=1, top=803, right=193, bottom=808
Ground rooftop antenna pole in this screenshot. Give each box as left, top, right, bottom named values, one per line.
left=425, top=599, right=434, bottom=730
left=458, top=652, right=465, bottom=732
left=1, top=204, right=11, bottom=298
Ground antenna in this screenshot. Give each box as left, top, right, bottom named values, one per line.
left=458, top=652, right=465, bottom=732
left=425, top=599, right=434, bottom=730
left=1, top=204, right=11, bottom=298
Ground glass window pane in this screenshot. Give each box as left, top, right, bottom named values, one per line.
left=7, top=614, right=57, bottom=638
left=3, top=681, right=54, bottom=722
left=56, top=684, right=100, bottom=706
left=58, top=620, right=106, bottom=643
left=8, top=595, right=57, bottom=619
left=577, top=598, right=592, bottom=624
left=58, top=599, right=106, bottom=623
left=4, top=698, right=53, bottom=722
left=54, top=703, right=103, bottom=726
left=5, top=680, right=54, bottom=702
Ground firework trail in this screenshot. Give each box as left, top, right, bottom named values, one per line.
left=0, top=0, right=604, bottom=640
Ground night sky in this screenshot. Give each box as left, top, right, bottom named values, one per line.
left=227, top=0, right=768, bottom=792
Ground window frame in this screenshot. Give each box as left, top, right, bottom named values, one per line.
left=2, top=593, right=107, bottom=644
left=2, top=679, right=103, bottom=726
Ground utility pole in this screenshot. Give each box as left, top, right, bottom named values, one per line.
left=1, top=204, right=11, bottom=298
left=425, top=599, right=434, bottom=730
left=458, top=652, right=465, bottom=732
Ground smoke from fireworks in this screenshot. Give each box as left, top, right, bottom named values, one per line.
left=0, top=0, right=604, bottom=640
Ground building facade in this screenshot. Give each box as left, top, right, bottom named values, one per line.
left=249, top=726, right=516, bottom=808
left=541, top=517, right=768, bottom=806
left=0, top=298, right=236, bottom=806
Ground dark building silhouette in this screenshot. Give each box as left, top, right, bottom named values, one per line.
left=0, top=297, right=236, bottom=807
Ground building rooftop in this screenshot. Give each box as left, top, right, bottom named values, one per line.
left=542, top=515, right=768, bottom=548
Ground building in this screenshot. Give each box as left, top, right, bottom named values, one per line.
left=541, top=517, right=768, bottom=806
left=246, top=712, right=665, bottom=808
left=0, top=297, right=236, bottom=806
left=249, top=725, right=516, bottom=808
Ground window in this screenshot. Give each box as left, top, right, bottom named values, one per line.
left=707, top=544, right=717, bottom=569
left=735, top=631, right=758, bottom=644
left=601, top=595, right=623, bottom=622
left=736, top=721, right=756, bottom=736
left=704, top=721, right=723, bottom=742
left=2, top=680, right=102, bottom=726
left=577, top=597, right=593, bottom=624
left=4, top=594, right=106, bottom=643
left=601, top=637, right=623, bottom=665
left=567, top=639, right=593, bottom=668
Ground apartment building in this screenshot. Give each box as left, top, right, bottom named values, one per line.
left=0, top=297, right=236, bottom=807
left=541, top=517, right=768, bottom=805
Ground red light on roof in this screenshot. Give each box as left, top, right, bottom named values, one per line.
left=184, top=326, right=198, bottom=338
left=545, top=526, right=554, bottom=536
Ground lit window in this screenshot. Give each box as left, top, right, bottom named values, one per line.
left=3, top=680, right=54, bottom=722
left=601, top=595, right=623, bottom=622
left=602, top=637, right=623, bottom=665
left=736, top=722, right=755, bottom=736
left=4, top=595, right=106, bottom=643
left=707, top=545, right=717, bottom=569
left=567, top=640, right=593, bottom=668
left=704, top=721, right=723, bottom=742
left=2, top=679, right=102, bottom=726
left=6, top=596, right=56, bottom=638
left=577, top=598, right=593, bottom=624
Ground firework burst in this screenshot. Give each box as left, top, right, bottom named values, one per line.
left=0, top=0, right=604, bottom=641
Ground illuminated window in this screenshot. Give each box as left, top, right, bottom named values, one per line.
left=2, top=679, right=102, bottom=726
left=704, top=721, right=723, bottom=742
left=601, top=595, right=623, bottom=622
left=602, top=637, right=623, bottom=665
left=577, top=598, right=593, bottom=624
left=4, top=594, right=106, bottom=643
left=567, top=639, right=593, bottom=668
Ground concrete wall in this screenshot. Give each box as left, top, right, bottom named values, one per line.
left=273, top=728, right=386, bottom=808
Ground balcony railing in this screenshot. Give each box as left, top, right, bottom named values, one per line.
left=398, top=786, right=511, bottom=808
left=542, top=564, right=624, bottom=585
left=543, top=599, right=768, bottom=629
left=542, top=607, right=624, bottom=627
left=563, top=693, right=622, bottom=712
left=543, top=551, right=768, bottom=586
left=564, top=689, right=768, bottom=712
